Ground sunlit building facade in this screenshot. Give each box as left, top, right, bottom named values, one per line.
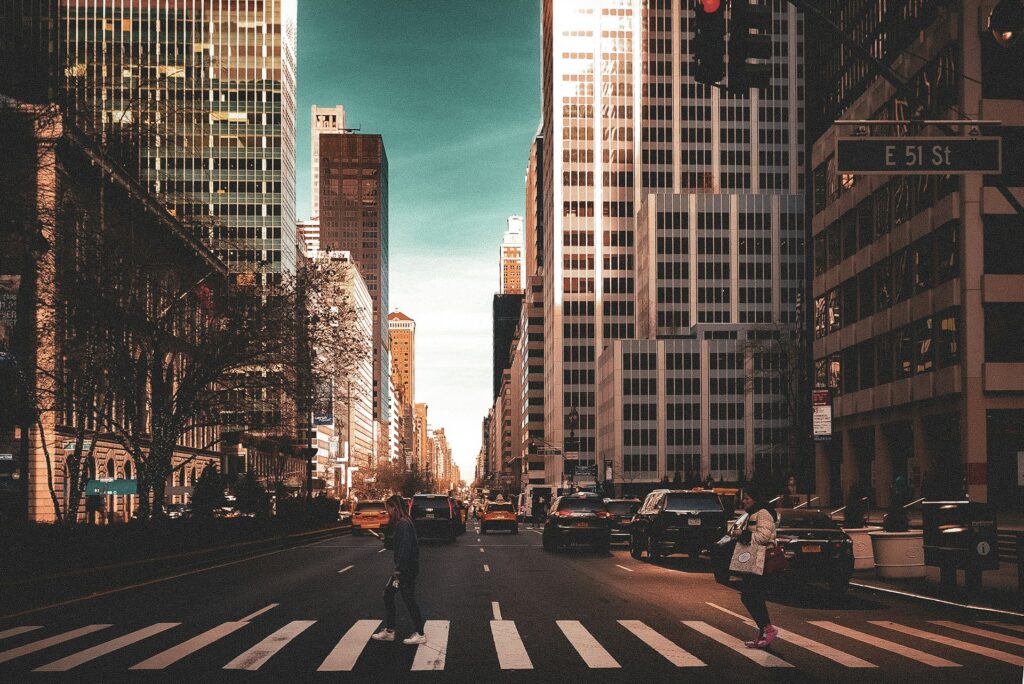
left=500, top=216, right=526, bottom=294
left=310, top=104, right=345, bottom=218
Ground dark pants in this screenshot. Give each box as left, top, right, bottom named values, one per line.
left=740, top=573, right=771, bottom=631
left=384, top=564, right=424, bottom=633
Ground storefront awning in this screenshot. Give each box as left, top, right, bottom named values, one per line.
left=85, top=479, right=137, bottom=495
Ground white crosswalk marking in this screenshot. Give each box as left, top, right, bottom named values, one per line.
left=557, top=620, right=620, bottom=669
left=0, top=626, right=42, bottom=641
left=224, top=620, right=316, bottom=671
left=980, top=621, right=1024, bottom=634
left=618, top=620, right=704, bottom=667
left=809, top=621, right=960, bottom=667
left=317, top=619, right=380, bottom=671
left=490, top=620, right=532, bottom=670
left=240, top=604, right=278, bottom=621
left=130, top=621, right=249, bottom=670
left=0, top=625, right=110, bottom=665
left=870, top=621, right=1024, bottom=667
left=35, top=623, right=179, bottom=672
left=929, top=620, right=1024, bottom=648
left=681, top=621, right=792, bottom=668
left=410, top=620, right=449, bottom=671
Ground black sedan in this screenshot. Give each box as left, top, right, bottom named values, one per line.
left=712, top=508, right=854, bottom=595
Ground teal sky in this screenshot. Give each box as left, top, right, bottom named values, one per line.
left=297, top=1, right=541, bottom=476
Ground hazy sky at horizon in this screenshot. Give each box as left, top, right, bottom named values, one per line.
left=297, top=1, right=541, bottom=478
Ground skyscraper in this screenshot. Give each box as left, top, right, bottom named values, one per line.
left=310, top=104, right=346, bottom=218
left=388, top=310, right=416, bottom=466
left=500, top=216, right=526, bottom=294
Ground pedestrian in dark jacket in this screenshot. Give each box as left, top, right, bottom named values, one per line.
left=738, top=485, right=779, bottom=649
left=372, top=495, right=426, bottom=645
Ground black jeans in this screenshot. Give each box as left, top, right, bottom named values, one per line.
left=384, top=564, right=424, bottom=633
left=740, top=573, right=771, bottom=631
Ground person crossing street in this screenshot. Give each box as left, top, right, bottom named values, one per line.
left=372, top=495, right=427, bottom=645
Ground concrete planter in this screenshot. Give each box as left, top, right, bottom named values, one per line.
left=869, top=530, right=926, bottom=578
left=843, top=526, right=882, bottom=570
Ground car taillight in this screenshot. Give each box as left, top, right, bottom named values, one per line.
left=595, top=511, right=611, bottom=518
left=556, top=510, right=572, bottom=517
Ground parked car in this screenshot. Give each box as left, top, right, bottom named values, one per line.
left=165, top=503, right=191, bottom=520
left=604, top=498, right=641, bottom=544
left=409, top=494, right=458, bottom=543
left=481, top=500, right=518, bottom=534
left=542, top=493, right=611, bottom=552
left=629, top=489, right=728, bottom=561
left=352, top=500, right=388, bottom=535
left=711, top=508, right=854, bottom=594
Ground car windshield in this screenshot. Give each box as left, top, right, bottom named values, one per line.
left=607, top=501, right=639, bottom=516
left=665, top=494, right=722, bottom=512
left=778, top=510, right=839, bottom=530
left=558, top=498, right=606, bottom=513
left=412, top=498, right=451, bottom=518
left=488, top=503, right=515, bottom=512
left=355, top=502, right=385, bottom=512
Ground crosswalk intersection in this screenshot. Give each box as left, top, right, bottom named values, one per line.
left=0, top=610, right=1021, bottom=676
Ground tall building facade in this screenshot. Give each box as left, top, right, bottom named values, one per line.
left=493, top=293, right=525, bottom=399
left=414, top=402, right=429, bottom=472
left=500, top=215, right=526, bottom=294
left=61, top=0, right=298, bottom=284
left=297, top=218, right=320, bottom=258
left=808, top=1, right=1024, bottom=512
left=388, top=311, right=416, bottom=466
left=542, top=0, right=805, bottom=490
left=310, top=104, right=345, bottom=218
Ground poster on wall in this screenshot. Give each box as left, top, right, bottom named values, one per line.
left=812, top=386, right=832, bottom=441
left=0, top=275, right=20, bottom=363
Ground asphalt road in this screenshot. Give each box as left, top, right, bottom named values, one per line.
left=1, top=521, right=1022, bottom=683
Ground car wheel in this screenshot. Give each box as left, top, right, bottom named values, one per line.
left=647, top=536, right=662, bottom=561
left=629, top=534, right=644, bottom=560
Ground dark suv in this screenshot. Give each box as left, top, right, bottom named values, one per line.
left=409, top=494, right=458, bottom=543
left=542, top=493, right=611, bottom=552
left=629, top=489, right=727, bottom=561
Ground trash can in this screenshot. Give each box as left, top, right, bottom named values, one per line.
left=922, top=501, right=999, bottom=589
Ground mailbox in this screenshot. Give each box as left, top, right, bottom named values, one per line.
left=922, top=501, right=999, bottom=571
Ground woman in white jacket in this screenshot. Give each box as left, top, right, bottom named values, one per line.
left=738, top=487, right=779, bottom=648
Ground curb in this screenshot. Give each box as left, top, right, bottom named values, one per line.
left=850, top=580, right=1024, bottom=620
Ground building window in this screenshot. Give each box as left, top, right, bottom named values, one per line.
left=985, top=304, right=1024, bottom=362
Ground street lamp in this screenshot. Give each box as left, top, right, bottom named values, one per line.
left=564, top=405, right=580, bottom=491
left=990, top=0, right=1024, bottom=46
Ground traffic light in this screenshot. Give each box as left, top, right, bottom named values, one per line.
left=692, top=0, right=725, bottom=86
left=728, top=0, right=772, bottom=92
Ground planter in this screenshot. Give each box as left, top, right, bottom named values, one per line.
left=843, top=526, right=882, bottom=571
left=869, top=530, right=925, bottom=578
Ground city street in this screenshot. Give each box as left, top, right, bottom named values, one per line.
left=1, top=525, right=1021, bottom=683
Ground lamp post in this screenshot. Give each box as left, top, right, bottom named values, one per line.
left=565, top=405, right=579, bottom=492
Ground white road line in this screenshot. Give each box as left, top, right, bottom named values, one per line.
left=131, top=621, right=248, bottom=670
left=618, top=620, right=704, bottom=667
left=317, top=619, right=380, bottom=671
left=35, top=623, right=179, bottom=671
left=490, top=620, right=532, bottom=669
left=240, top=603, right=279, bottom=622
left=614, top=564, right=634, bottom=572
left=704, top=603, right=875, bottom=669
left=929, top=620, right=1024, bottom=648
left=484, top=564, right=490, bottom=572
left=557, top=620, right=620, bottom=669
left=492, top=602, right=502, bottom=620
left=870, top=621, right=1024, bottom=667
left=0, top=625, right=110, bottom=664
left=681, top=621, right=792, bottom=668
left=809, top=621, right=960, bottom=667
left=377, top=548, right=387, bottom=554
left=410, top=620, right=449, bottom=671
left=224, top=620, right=316, bottom=671
left=980, top=621, right=1024, bottom=634
left=338, top=565, right=355, bottom=574
left=0, top=626, right=42, bottom=641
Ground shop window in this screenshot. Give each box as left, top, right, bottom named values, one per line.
left=915, top=317, right=934, bottom=374
left=935, top=308, right=960, bottom=368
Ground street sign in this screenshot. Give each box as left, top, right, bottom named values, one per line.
left=836, top=136, right=1001, bottom=174
left=62, top=440, right=92, bottom=452
left=812, top=386, right=832, bottom=442
left=574, top=464, right=597, bottom=479
left=0, top=453, right=13, bottom=461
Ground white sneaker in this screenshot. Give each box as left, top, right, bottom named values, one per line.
left=402, top=632, right=426, bottom=645
left=371, top=628, right=395, bottom=642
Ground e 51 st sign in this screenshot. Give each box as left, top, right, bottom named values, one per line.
left=836, top=136, right=1001, bottom=174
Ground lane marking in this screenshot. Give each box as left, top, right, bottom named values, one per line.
left=705, top=603, right=875, bottom=668
left=557, top=620, right=620, bottom=668
left=0, top=626, right=42, bottom=641
left=35, top=623, right=180, bottom=671
left=490, top=620, right=532, bottom=669
left=318, top=619, right=380, bottom=671
left=614, top=564, right=634, bottom=572
left=618, top=620, right=704, bottom=667
left=492, top=602, right=502, bottom=620
left=929, top=620, right=1024, bottom=648
left=808, top=621, right=960, bottom=667
left=980, top=621, right=1024, bottom=634
left=240, top=603, right=278, bottom=622
left=0, top=625, right=110, bottom=665
left=338, top=565, right=355, bottom=574
left=378, top=548, right=387, bottom=554
left=410, top=620, right=449, bottom=671
left=131, top=621, right=248, bottom=670
left=224, top=620, right=316, bottom=671
left=849, top=581, right=1024, bottom=619
left=484, top=564, right=490, bottom=572
left=681, top=621, right=792, bottom=668
left=870, top=620, right=1024, bottom=666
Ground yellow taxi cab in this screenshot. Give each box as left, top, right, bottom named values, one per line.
left=481, top=498, right=518, bottom=535
left=352, top=500, right=388, bottom=535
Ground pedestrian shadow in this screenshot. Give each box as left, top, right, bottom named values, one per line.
left=716, top=577, right=887, bottom=611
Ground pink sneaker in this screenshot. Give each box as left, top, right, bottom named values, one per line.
left=762, top=624, right=779, bottom=645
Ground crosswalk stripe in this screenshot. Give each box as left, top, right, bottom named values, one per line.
left=980, top=621, right=1024, bottom=634
left=317, top=619, right=380, bottom=671
left=0, top=626, right=43, bottom=641
left=930, top=621, right=1024, bottom=648
left=240, top=604, right=278, bottom=622
left=808, top=621, right=960, bottom=667
left=705, top=603, right=876, bottom=668
left=870, top=621, right=1024, bottom=667
left=557, top=620, right=620, bottom=669
left=34, top=623, right=179, bottom=671
left=681, top=621, right=792, bottom=667
left=618, top=620, right=704, bottom=667
left=224, top=620, right=316, bottom=670
left=0, top=625, right=111, bottom=664
left=490, top=620, right=532, bottom=670
left=410, top=620, right=449, bottom=671
left=130, top=621, right=249, bottom=670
